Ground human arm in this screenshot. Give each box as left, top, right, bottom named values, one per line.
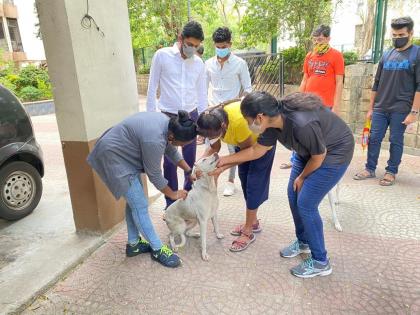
left=293, top=153, right=326, bottom=192
left=146, top=51, right=162, bottom=112
left=197, top=62, right=208, bottom=114
left=299, top=73, right=308, bottom=92
left=367, top=60, right=384, bottom=119
left=332, top=75, right=344, bottom=113
left=402, top=91, right=420, bottom=125
left=239, top=60, right=253, bottom=94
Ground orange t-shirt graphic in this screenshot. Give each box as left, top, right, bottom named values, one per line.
left=303, top=48, right=345, bottom=107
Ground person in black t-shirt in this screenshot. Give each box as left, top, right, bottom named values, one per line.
left=354, top=16, right=420, bottom=186
left=215, top=91, right=354, bottom=278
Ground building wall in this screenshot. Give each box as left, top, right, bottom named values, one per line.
left=13, top=0, right=45, bottom=61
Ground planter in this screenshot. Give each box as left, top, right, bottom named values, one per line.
left=23, top=99, right=55, bottom=116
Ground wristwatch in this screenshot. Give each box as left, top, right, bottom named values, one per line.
left=410, top=109, right=419, bottom=115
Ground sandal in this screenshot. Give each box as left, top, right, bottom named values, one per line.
left=230, top=220, right=262, bottom=236
left=379, top=172, right=395, bottom=186
left=353, top=170, right=375, bottom=180
left=280, top=162, right=292, bottom=169
left=229, top=232, right=256, bottom=252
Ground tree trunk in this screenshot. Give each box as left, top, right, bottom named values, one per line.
left=359, top=0, right=375, bottom=57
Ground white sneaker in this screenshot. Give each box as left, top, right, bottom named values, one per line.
left=223, top=182, right=235, bottom=196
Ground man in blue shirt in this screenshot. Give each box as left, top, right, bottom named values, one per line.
left=354, top=16, right=420, bottom=186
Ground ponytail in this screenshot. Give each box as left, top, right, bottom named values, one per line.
left=168, top=110, right=197, bottom=142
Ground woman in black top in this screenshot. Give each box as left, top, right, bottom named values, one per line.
left=216, top=91, right=354, bottom=278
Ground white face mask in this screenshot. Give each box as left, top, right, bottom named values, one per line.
left=208, top=137, right=220, bottom=145
left=249, top=119, right=263, bottom=134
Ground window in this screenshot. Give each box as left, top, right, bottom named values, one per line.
left=6, top=18, right=23, bottom=52
left=0, top=20, right=9, bottom=52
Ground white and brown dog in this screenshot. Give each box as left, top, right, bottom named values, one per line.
left=165, top=153, right=224, bottom=261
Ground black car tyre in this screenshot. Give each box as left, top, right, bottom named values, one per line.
left=0, top=161, right=42, bottom=220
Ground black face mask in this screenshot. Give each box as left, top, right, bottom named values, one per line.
left=392, top=37, right=409, bottom=49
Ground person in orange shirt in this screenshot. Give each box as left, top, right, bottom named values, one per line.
left=281, top=25, right=344, bottom=169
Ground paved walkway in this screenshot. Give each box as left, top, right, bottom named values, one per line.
left=23, top=139, right=420, bottom=314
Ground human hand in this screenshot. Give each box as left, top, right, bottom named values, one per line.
left=402, top=112, right=417, bottom=126
left=366, top=110, right=373, bottom=120
left=293, top=176, right=305, bottom=192
left=208, top=167, right=224, bottom=177
left=216, top=156, right=229, bottom=168
left=173, top=190, right=188, bottom=200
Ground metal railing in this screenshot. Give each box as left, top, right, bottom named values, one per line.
left=239, top=53, right=285, bottom=98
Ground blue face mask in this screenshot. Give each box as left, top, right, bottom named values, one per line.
left=216, top=47, right=230, bottom=58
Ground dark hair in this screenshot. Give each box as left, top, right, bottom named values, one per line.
left=391, top=16, right=414, bottom=32
left=196, top=107, right=228, bottom=138
left=182, top=21, right=204, bottom=41
left=312, top=25, right=331, bottom=37
left=240, top=91, right=322, bottom=118
left=196, top=45, right=204, bottom=55
left=212, top=27, right=232, bottom=43
left=168, top=110, right=197, bottom=142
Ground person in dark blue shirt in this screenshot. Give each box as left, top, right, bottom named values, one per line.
left=354, top=16, right=420, bottom=186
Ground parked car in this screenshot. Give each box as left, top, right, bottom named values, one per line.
left=0, top=85, right=44, bottom=220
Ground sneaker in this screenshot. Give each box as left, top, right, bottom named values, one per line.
left=151, top=245, right=181, bottom=268
left=126, top=238, right=152, bottom=257
left=290, top=257, right=332, bottom=278
left=223, top=182, right=236, bottom=196
left=280, top=239, right=311, bottom=258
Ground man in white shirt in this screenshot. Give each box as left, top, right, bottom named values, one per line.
left=147, top=21, right=207, bottom=208
left=206, top=27, right=252, bottom=196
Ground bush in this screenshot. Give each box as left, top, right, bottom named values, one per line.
left=0, top=62, right=53, bottom=102
left=18, top=86, right=44, bottom=102
left=282, top=46, right=306, bottom=85
left=137, top=64, right=151, bottom=74
left=343, top=51, right=358, bottom=66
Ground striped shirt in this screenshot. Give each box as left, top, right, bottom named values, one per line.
left=87, top=112, right=182, bottom=199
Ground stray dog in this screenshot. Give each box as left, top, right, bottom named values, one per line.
left=327, top=183, right=342, bottom=231
left=165, top=153, right=224, bottom=261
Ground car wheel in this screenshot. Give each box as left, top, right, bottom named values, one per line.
left=0, top=161, right=43, bottom=220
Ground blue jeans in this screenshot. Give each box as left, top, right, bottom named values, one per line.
left=366, top=111, right=407, bottom=175
left=288, top=155, right=349, bottom=262
left=164, top=109, right=198, bottom=208
left=125, top=175, right=162, bottom=251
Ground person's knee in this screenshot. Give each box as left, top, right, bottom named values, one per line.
left=389, top=132, right=404, bottom=146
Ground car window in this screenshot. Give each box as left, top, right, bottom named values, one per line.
left=0, top=85, right=32, bottom=147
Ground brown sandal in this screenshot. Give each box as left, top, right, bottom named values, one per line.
left=229, top=232, right=256, bottom=252
left=230, top=220, right=262, bottom=236
left=379, top=172, right=395, bottom=186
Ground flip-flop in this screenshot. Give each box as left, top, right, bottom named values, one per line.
left=379, top=172, right=395, bottom=186
left=229, top=232, right=256, bottom=252
left=353, top=170, right=375, bottom=180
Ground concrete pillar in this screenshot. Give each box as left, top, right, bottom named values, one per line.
left=36, top=0, right=138, bottom=233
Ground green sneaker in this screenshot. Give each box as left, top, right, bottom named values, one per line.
left=151, top=245, right=181, bottom=268
left=280, top=239, right=311, bottom=258
left=126, top=238, right=151, bottom=257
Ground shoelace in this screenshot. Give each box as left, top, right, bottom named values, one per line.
left=139, top=239, right=149, bottom=245
left=289, top=240, right=300, bottom=252
left=160, top=245, right=173, bottom=257
left=302, top=257, right=314, bottom=270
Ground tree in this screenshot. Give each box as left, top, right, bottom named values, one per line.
left=240, top=0, right=333, bottom=50
left=356, top=0, right=375, bottom=57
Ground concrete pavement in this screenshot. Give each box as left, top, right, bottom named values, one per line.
left=21, top=130, right=420, bottom=314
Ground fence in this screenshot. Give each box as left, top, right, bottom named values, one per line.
left=236, top=53, right=285, bottom=98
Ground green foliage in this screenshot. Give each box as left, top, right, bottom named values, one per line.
left=240, top=0, right=333, bottom=50
left=282, top=46, right=306, bottom=84
left=343, top=51, right=359, bottom=66
left=0, top=55, right=52, bottom=102
left=18, top=86, right=43, bottom=102
left=413, top=38, right=420, bottom=46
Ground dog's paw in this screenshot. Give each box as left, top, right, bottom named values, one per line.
left=186, top=232, right=201, bottom=238
left=201, top=253, right=210, bottom=261
left=216, top=233, right=224, bottom=239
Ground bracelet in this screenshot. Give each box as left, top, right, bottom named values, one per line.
left=185, top=169, right=193, bottom=176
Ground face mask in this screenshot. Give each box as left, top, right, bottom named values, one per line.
left=216, top=47, right=230, bottom=58
left=249, top=119, right=263, bottom=134
left=392, top=37, right=409, bottom=49
left=182, top=43, right=197, bottom=58
left=208, top=137, right=220, bottom=145
left=313, top=43, right=330, bottom=55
